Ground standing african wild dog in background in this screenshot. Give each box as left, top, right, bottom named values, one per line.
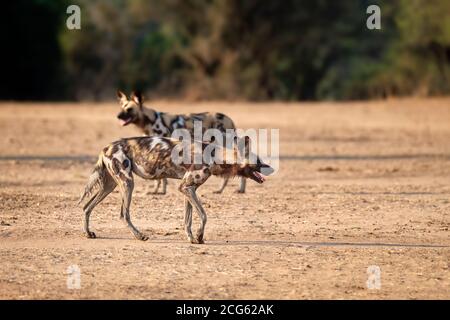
left=116, top=91, right=247, bottom=194
left=78, top=136, right=273, bottom=243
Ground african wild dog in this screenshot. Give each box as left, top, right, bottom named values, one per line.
left=78, top=136, right=273, bottom=243
left=116, top=91, right=247, bottom=194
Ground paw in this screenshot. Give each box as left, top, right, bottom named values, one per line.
left=136, top=234, right=149, bottom=241
left=187, top=235, right=195, bottom=243
left=190, top=239, right=204, bottom=244
left=213, top=190, right=223, bottom=194
left=234, top=189, right=245, bottom=194
left=189, top=236, right=205, bottom=244
left=196, top=234, right=205, bottom=244
left=85, top=231, right=96, bottom=239
left=147, top=191, right=166, bottom=196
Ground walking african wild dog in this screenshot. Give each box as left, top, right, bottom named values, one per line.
left=116, top=91, right=247, bottom=194
left=78, top=136, right=273, bottom=243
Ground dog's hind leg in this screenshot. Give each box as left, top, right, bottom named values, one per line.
left=83, top=176, right=116, bottom=238
left=213, top=177, right=229, bottom=194
left=106, top=150, right=147, bottom=241
left=184, top=198, right=194, bottom=243
left=146, top=179, right=161, bottom=195
left=83, top=191, right=99, bottom=238
left=147, top=178, right=167, bottom=195
left=116, top=176, right=148, bottom=241
left=153, top=179, right=161, bottom=193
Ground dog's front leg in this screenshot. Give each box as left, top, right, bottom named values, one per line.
left=179, top=167, right=211, bottom=244
left=236, top=177, right=246, bottom=193
left=184, top=187, right=207, bottom=244
left=184, top=197, right=194, bottom=243
left=160, top=178, right=167, bottom=194
left=214, top=177, right=229, bottom=194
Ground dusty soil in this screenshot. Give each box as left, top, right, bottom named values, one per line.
left=0, top=98, right=449, bottom=299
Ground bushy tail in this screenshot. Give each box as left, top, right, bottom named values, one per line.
left=78, top=153, right=106, bottom=205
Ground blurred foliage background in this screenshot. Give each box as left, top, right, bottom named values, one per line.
left=2, top=0, right=449, bottom=101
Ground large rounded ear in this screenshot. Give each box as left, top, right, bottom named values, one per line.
left=116, top=90, right=128, bottom=106
left=131, top=90, right=143, bottom=107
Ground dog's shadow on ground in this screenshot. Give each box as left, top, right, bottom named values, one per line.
left=197, top=240, right=448, bottom=248
left=91, top=237, right=448, bottom=249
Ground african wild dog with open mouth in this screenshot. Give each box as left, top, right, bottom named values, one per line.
left=116, top=91, right=247, bottom=194
left=78, top=136, right=273, bottom=243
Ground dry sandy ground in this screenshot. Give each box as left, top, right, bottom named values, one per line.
left=0, top=98, right=449, bottom=299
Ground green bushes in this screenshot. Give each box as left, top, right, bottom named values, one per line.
left=3, top=0, right=449, bottom=100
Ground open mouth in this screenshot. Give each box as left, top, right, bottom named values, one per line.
left=118, top=118, right=133, bottom=126
left=251, top=171, right=266, bottom=184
